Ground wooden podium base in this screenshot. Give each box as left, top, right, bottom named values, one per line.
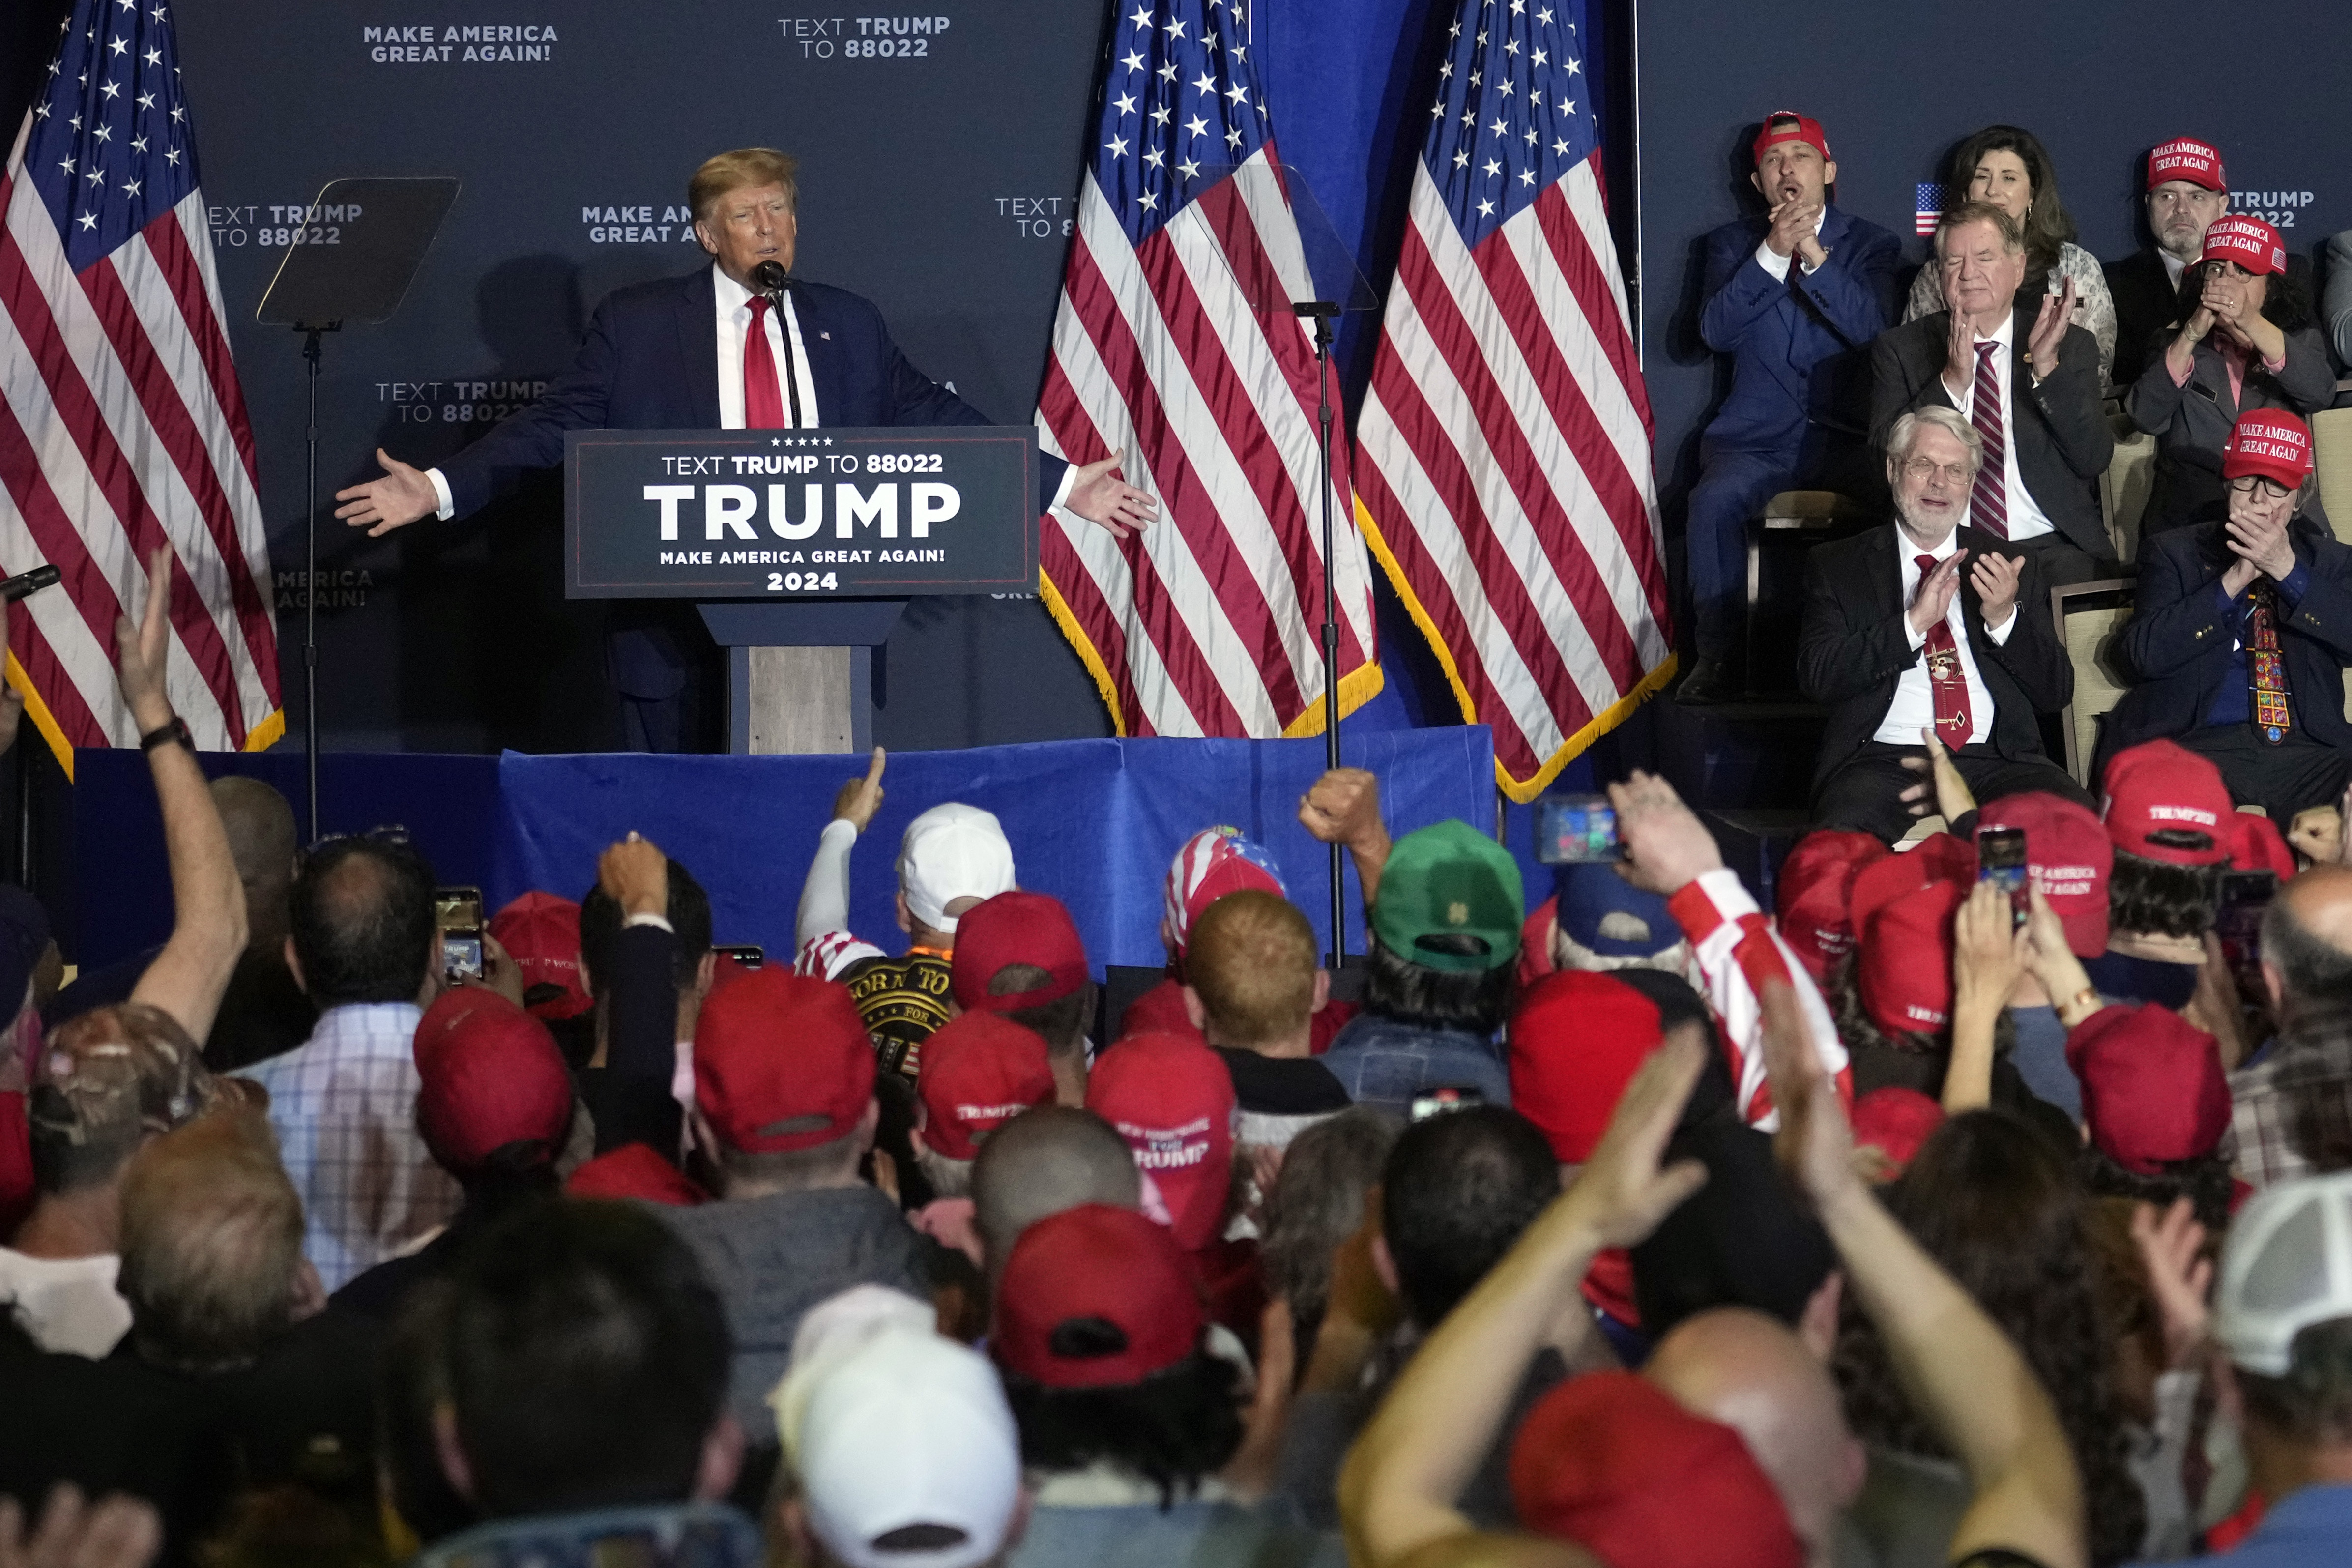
left=698, top=602, right=907, bottom=756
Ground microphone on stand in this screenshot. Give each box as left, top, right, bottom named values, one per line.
left=749, top=261, right=804, bottom=428
left=0, top=565, right=60, bottom=604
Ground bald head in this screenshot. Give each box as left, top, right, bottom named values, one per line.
left=2262, top=866, right=2352, bottom=1019
left=211, top=778, right=297, bottom=950
left=1645, top=1308, right=1863, bottom=1558
left=970, top=1105, right=1140, bottom=1277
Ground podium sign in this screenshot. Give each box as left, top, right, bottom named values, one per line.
left=564, top=426, right=1039, bottom=600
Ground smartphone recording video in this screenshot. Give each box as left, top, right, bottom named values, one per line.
left=436, top=886, right=485, bottom=983
left=1976, top=827, right=2029, bottom=925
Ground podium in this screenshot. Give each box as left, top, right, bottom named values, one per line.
left=564, top=426, right=1038, bottom=754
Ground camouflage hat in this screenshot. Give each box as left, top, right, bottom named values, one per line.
left=31, top=1004, right=224, bottom=1161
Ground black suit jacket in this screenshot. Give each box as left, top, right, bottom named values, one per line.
left=2102, top=511, right=2352, bottom=767
left=1798, top=525, right=2073, bottom=788
left=1868, top=307, right=2115, bottom=559
left=2104, top=248, right=2178, bottom=390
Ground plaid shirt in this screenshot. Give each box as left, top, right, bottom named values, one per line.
left=2223, top=1006, right=2352, bottom=1191
left=238, top=1001, right=460, bottom=1291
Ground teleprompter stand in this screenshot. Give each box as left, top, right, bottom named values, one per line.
left=256, top=177, right=458, bottom=838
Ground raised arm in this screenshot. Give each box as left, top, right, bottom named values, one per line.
left=595, top=835, right=685, bottom=1159
left=1339, top=1030, right=1708, bottom=1568
left=796, top=748, right=884, bottom=950
left=1759, top=981, right=2086, bottom=1568
left=122, top=549, right=247, bottom=1042
left=1298, top=767, right=1392, bottom=909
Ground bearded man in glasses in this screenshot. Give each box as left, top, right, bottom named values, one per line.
left=2106, top=409, right=2352, bottom=825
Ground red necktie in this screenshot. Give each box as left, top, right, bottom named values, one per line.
left=744, top=296, right=786, bottom=429
left=1967, top=341, right=2009, bottom=539
left=1915, top=553, right=1974, bottom=748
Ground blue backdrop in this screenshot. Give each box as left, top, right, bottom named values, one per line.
left=73, top=727, right=1498, bottom=972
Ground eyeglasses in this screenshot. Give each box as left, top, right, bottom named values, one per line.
left=2228, top=475, right=2292, bottom=499
left=1902, top=459, right=1974, bottom=486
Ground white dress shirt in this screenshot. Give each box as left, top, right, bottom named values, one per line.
left=1753, top=210, right=1828, bottom=282
left=1874, top=527, right=2016, bottom=747
left=1944, top=308, right=2055, bottom=541
left=711, top=262, right=820, bottom=431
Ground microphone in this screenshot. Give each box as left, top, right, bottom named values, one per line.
left=748, top=261, right=804, bottom=428
left=0, top=565, right=59, bottom=604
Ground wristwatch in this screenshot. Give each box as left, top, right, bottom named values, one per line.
left=138, top=715, right=194, bottom=754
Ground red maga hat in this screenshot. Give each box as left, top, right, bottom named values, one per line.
left=1976, top=793, right=2112, bottom=958
left=693, top=968, right=876, bottom=1154
left=992, top=1203, right=1206, bottom=1388
left=2202, top=215, right=2287, bottom=278
left=2222, top=409, right=2315, bottom=490
left=1844, top=833, right=1973, bottom=951
left=1752, top=109, right=1830, bottom=166
left=488, top=891, right=592, bottom=1022
left=1858, top=880, right=1965, bottom=1036
left=1774, top=831, right=1888, bottom=983
left=1850, top=1088, right=1946, bottom=1177
left=2227, top=811, right=2296, bottom=880
left=2067, top=1004, right=2232, bottom=1174
left=1510, top=1371, right=1804, bottom=1568
left=2102, top=740, right=2233, bottom=867
left=1085, top=1031, right=1235, bottom=1251
left=916, top=1011, right=1055, bottom=1162
left=1509, top=971, right=1662, bottom=1165
left=950, top=890, right=1088, bottom=1014
left=413, top=987, right=575, bottom=1175
left=2147, top=137, right=2226, bottom=192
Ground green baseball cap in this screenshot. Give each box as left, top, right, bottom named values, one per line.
left=1370, top=820, right=1524, bottom=974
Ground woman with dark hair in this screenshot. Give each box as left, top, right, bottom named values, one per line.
left=1906, top=125, right=2117, bottom=381
left=2128, top=214, right=2334, bottom=536
left=1833, top=1111, right=2149, bottom=1567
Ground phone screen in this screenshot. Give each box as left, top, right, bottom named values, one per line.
left=435, top=887, right=484, bottom=932
left=1410, top=1085, right=1486, bottom=1121
left=2216, top=870, right=2278, bottom=974
left=1976, top=827, right=2029, bottom=924
left=441, top=931, right=484, bottom=981
left=714, top=944, right=765, bottom=969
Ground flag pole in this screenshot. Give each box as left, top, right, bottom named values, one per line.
left=1296, top=301, right=1344, bottom=966
left=294, top=321, right=339, bottom=842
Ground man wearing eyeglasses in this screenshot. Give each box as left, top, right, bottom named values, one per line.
left=1799, top=407, right=2088, bottom=842
left=2105, top=411, right=2352, bottom=826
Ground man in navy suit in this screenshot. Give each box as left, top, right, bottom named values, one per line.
left=334, top=147, right=1156, bottom=752
left=2104, top=410, right=2352, bottom=827
left=1682, top=110, right=1901, bottom=705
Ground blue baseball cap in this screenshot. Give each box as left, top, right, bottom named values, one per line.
left=1554, top=863, right=1679, bottom=960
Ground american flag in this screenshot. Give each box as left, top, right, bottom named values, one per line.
left=0, top=0, right=281, bottom=773
left=1034, top=0, right=1379, bottom=739
left=1352, top=0, right=1669, bottom=800
left=1915, top=182, right=1949, bottom=238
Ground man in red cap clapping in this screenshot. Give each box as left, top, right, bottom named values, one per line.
left=2108, top=409, right=2352, bottom=826
left=1680, top=110, right=1901, bottom=705
left=2109, top=137, right=2234, bottom=386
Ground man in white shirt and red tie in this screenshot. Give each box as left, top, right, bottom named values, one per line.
left=1799, top=406, right=2088, bottom=842
left=1870, top=201, right=2117, bottom=594
left=333, top=147, right=1157, bottom=751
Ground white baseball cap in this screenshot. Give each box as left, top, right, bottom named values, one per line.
left=770, top=1284, right=936, bottom=1457
left=2215, top=1169, right=2352, bottom=1377
left=792, top=1327, right=1022, bottom=1568
left=897, top=804, right=1016, bottom=935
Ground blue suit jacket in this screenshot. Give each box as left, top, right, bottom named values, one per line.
left=436, top=265, right=1067, bottom=701
left=2103, top=511, right=2352, bottom=766
left=1696, top=205, right=1901, bottom=456
left=440, top=265, right=1066, bottom=515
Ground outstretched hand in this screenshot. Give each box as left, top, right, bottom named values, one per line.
left=1899, top=726, right=1977, bottom=821
left=1608, top=769, right=1722, bottom=896
left=1558, top=1024, right=1711, bottom=1250
left=332, top=448, right=440, bottom=537
left=2130, top=1197, right=2213, bottom=1371
left=598, top=832, right=669, bottom=922
left=2026, top=275, right=2077, bottom=378
left=1760, top=978, right=1860, bottom=1213
left=0, top=1486, right=161, bottom=1568
left=1063, top=448, right=1159, bottom=541
left=113, top=547, right=174, bottom=732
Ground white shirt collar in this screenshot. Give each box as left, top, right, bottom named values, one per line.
left=2161, top=249, right=2188, bottom=288
left=1898, top=523, right=1962, bottom=565
left=1974, top=306, right=2016, bottom=348
left=712, top=262, right=755, bottom=314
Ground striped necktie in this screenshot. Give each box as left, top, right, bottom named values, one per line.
left=1967, top=341, right=2009, bottom=539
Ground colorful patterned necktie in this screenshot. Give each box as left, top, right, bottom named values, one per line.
left=2248, top=578, right=2292, bottom=745
left=1967, top=341, right=2009, bottom=539
left=744, top=296, right=786, bottom=429
left=1915, top=553, right=1974, bottom=747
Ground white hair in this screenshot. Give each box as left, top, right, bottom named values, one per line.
left=1886, top=407, right=1984, bottom=480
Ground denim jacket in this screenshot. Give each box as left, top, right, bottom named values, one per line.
left=410, top=1501, right=763, bottom=1568
left=1315, top=1013, right=1511, bottom=1119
